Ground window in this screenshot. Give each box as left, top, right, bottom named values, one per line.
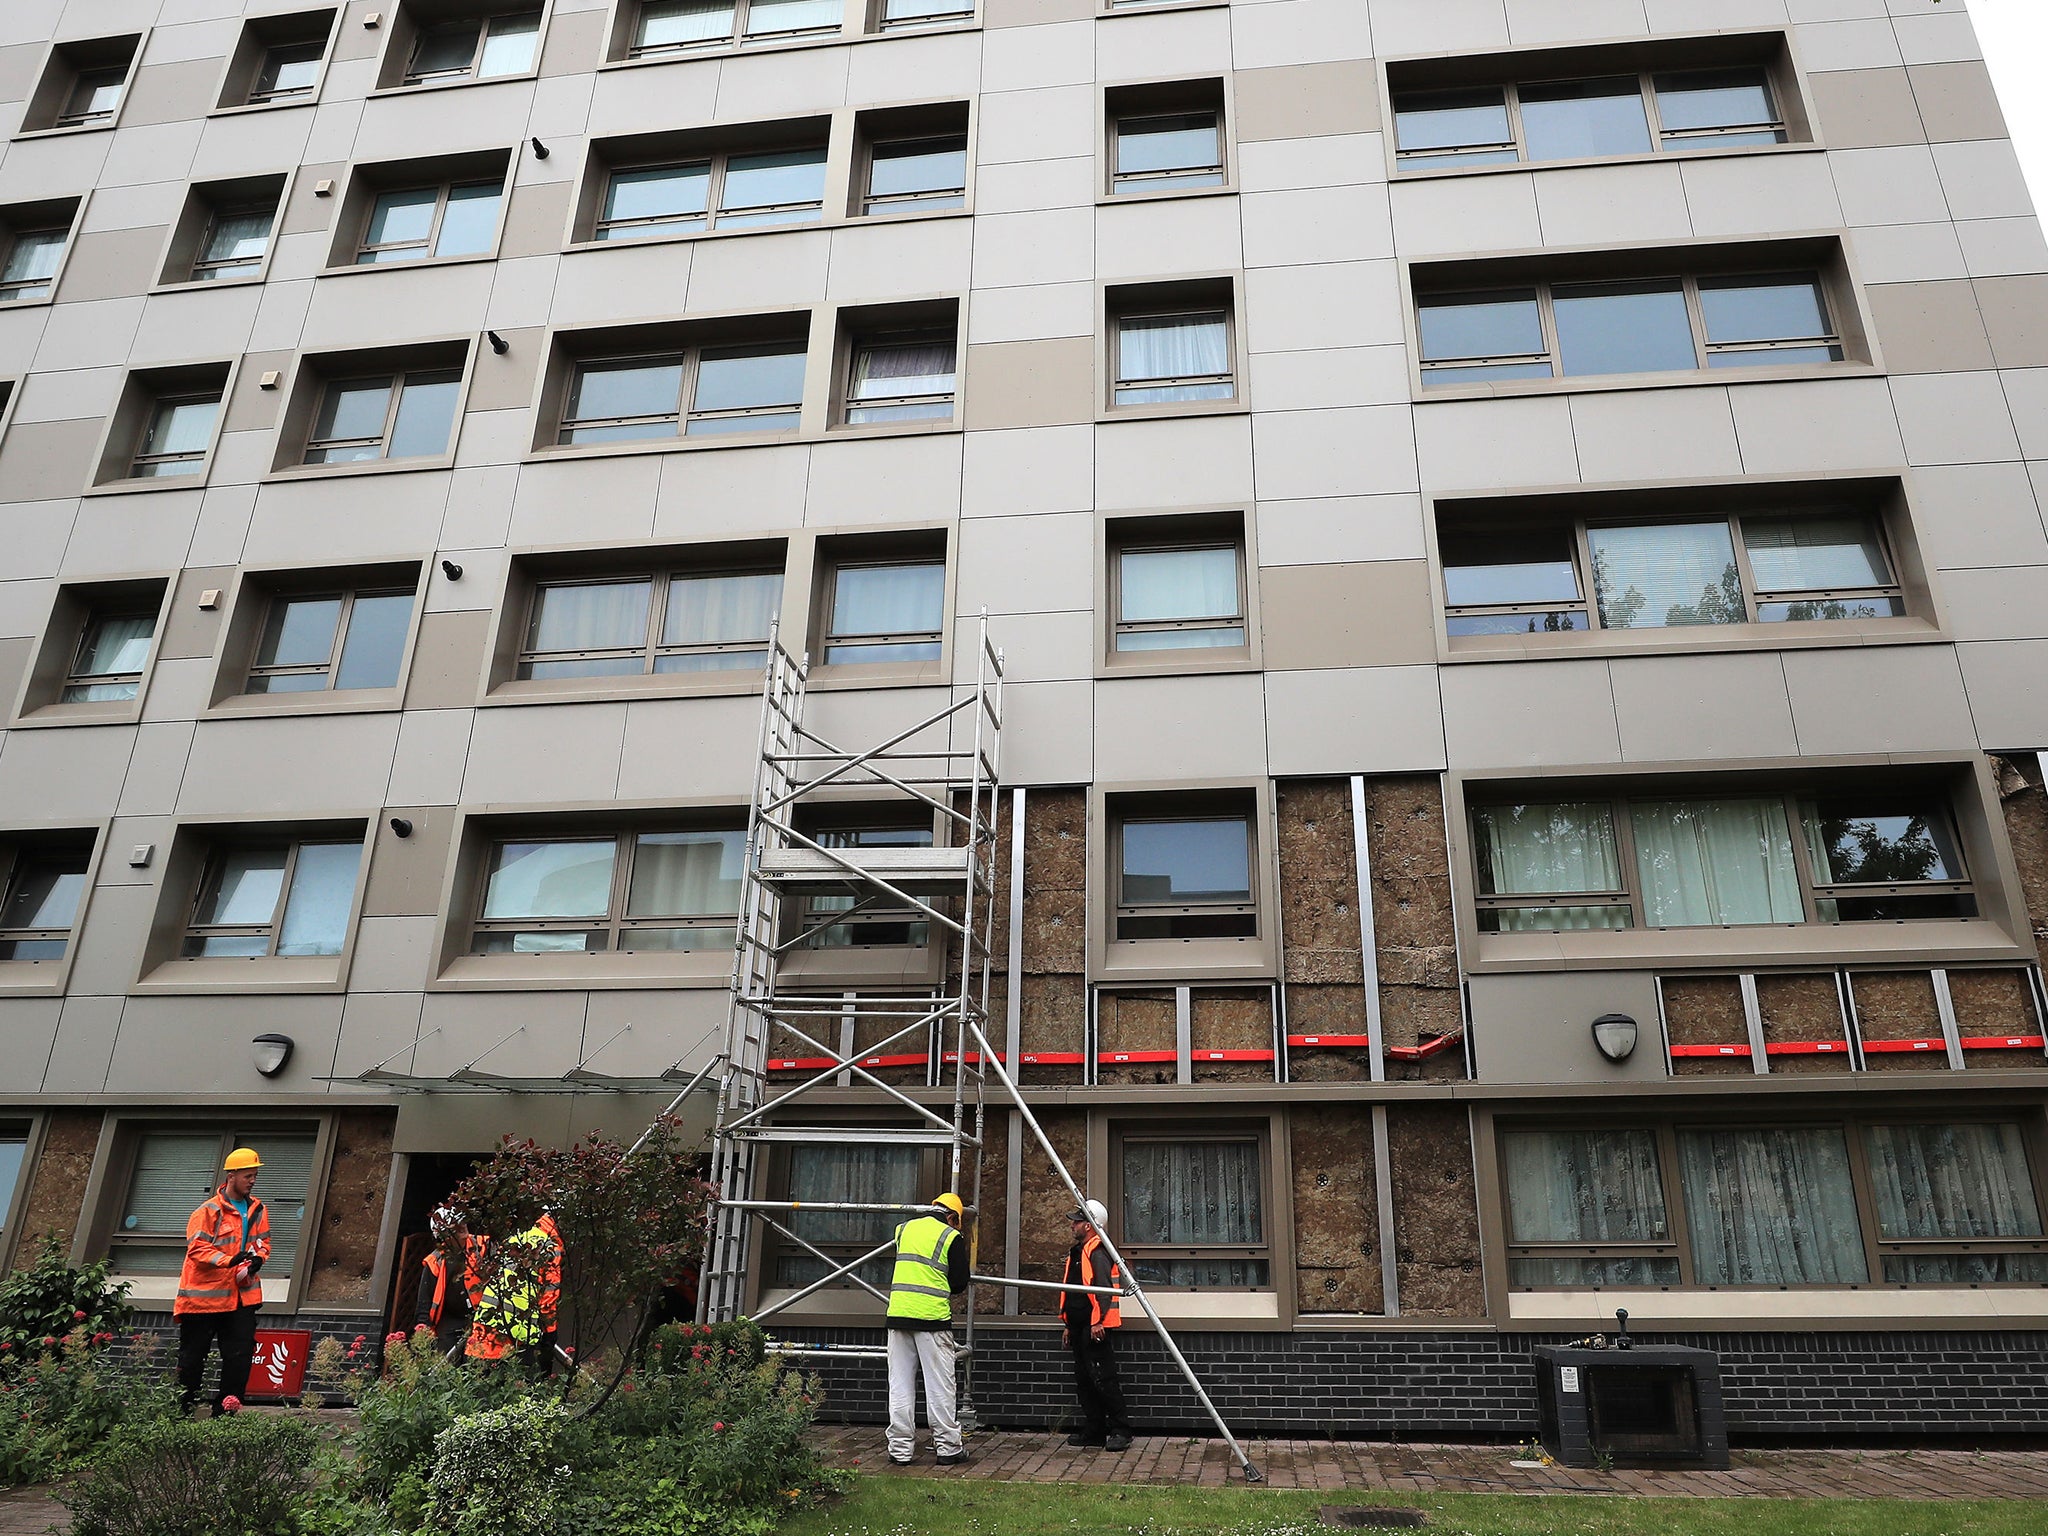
left=110, top=1130, right=317, bottom=1279
left=21, top=36, right=139, bottom=133
left=403, top=10, right=541, bottom=84
left=862, top=135, right=968, bottom=215
left=518, top=567, right=781, bottom=677
left=357, top=179, right=504, bottom=263
left=1469, top=788, right=1977, bottom=934
left=559, top=340, right=805, bottom=442
left=820, top=555, right=945, bottom=664
left=1503, top=1118, right=2048, bottom=1291
left=0, top=1130, right=24, bottom=1240
left=845, top=330, right=956, bottom=424
left=0, top=225, right=68, bottom=304
left=1118, top=1132, right=1269, bottom=1289
left=799, top=824, right=934, bottom=948
left=471, top=828, right=744, bottom=953
left=596, top=145, right=827, bottom=240
left=246, top=587, right=416, bottom=694
left=0, top=843, right=92, bottom=961
left=193, top=206, right=276, bottom=282
left=251, top=40, right=327, bottom=103
left=1112, top=111, right=1224, bottom=196
left=1417, top=270, right=1840, bottom=387
left=62, top=608, right=158, bottom=702
left=1113, top=310, right=1233, bottom=406
left=629, top=0, right=841, bottom=54
left=876, top=0, right=974, bottom=29
left=1112, top=531, right=1246, bottom=654
left=1394, top=65, right=1786, bottom=172
left=1115, top=806, right=1255, bottom=940
left=1440, top=508, right=1905, bottom=637
left=770, top=1142, right=925, bottom=1288
left=181, top=839, right=364, bottom=957
left=305, top=370, right=463, bottom=463
left=1502, top=1127, right=1679, bottom=1287
left=127, top=391, right=223, bottom=480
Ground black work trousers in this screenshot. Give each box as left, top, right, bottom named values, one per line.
left=1069, top=1332, right=1129, bottom=1440
left=177, top=1303, right=258, bottom=1413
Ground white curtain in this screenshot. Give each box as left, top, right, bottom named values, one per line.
left=628, top=830, right=744, bottom=918
left=663, top=571, right=781, bottom=647
left=851, top=340, right=956, bottom=400
left=1503, top=1128, right=1667, bottom=1244
left=528, top=580, right=652, bottom=653
left=638, top=1, right=733, bottom=47
left=1633, top=798, right=1801, bottom=927
left=1679, top=1127, right=1868, bottom=1285
left=745, top=0, right=841, bottom=36
left=787, top=1144, right=923, bottom=1247
left=1475, top=803, right=1621, bottom=897
left=1866, top=1123, right=2042, bottom=1241
left=482, top=839, right=617, bottom=920
left=275, top=841, right=362, bottom=956
left=1119, top=313, right=1228, bottom=383
left=832, top=562, right=944, bottom=639
left=1123, top=1141, right=1261, bottom=1246
left=1119, top=546, right=1238, bottom=624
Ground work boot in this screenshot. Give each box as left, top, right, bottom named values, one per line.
left=1065, top=1431, right=1104, bottom=1447
left=1104, top=1432, right=1132, bottom=1452
left=936, top=1451, right=969, bottom=1466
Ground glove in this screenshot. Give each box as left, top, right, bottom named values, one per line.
left=244, top=1255, right=264, bottom=1276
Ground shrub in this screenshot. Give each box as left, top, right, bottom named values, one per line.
left=424, top=1397, right=568, bottom=1536
left=0, top=1330, right=178, bottom=1487
left=0, top=1239, right=131, bottom=1373
left=60, top=1412, right=318, bottom=1536
left=337, top=1328, right=524, bottom=1503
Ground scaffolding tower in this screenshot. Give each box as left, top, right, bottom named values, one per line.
left=699, top=616, right=1262, bottom=1482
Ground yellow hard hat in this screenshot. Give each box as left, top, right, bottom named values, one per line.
left=933, top=1192, right=965, bottom=1218
left=224, top=1148, right=262, bottom=1172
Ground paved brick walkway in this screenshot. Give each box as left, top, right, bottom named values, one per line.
left=811, top=1425, right=2048, bottom=1501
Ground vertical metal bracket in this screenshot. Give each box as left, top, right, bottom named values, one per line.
left=1739, top=972, right=1768, bottom=1074
left=1174, top=985, right=1193, bottom=1084
left=1351, top=775, right=1386, bottom=1084
left=1371, top=1104, right=1400, bottom=1319
left=1931, top=968, right=1966, bottom=1072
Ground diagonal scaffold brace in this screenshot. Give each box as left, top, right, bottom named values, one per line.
left=695, top=613, right=1262, bottom=1483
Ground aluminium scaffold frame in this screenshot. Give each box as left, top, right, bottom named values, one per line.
left=697, top=615, right=1263, bottom=1482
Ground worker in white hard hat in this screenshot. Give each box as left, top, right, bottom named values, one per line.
left=1059, top=1198, right=1130, bottom=1452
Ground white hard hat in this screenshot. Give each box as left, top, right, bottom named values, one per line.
left=1069, top=1199, right=1108, bottom=1228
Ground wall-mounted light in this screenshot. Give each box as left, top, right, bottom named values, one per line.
left=389, top=816, right=414, bottom=839
left=530, top=136, right=549, bottom=160
left=252, top=1033, right=295, bottom=1078
left=440, top=559, right=463, bottom=581
left=1591, top=1013, right=1639, bottom=1064
left=487, top=330, right=509, bottom=355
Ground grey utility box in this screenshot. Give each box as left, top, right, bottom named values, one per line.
left=1532, top=1344, right=1729, bottom=1470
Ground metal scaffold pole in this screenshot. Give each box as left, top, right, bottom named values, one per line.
left=696, top=614, right=1261, bottom=1483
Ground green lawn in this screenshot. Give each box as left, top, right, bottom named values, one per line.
left=781, top=1478, right=2040, bottom=1536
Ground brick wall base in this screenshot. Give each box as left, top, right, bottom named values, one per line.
left=101, top=1311, right=384, bottom=1403
left=776, top=1326, right=2048, bottom=1444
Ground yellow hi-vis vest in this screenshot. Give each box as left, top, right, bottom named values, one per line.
left=887, top=1215, right=957, bottom=1322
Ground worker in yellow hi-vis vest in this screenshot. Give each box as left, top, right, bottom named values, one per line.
left=885, top=1192, right=970, bottom=1467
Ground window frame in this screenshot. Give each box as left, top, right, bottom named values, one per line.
left=625, top=0, right=845, bottom=58
left=1416, top=269, right=1842, bottom=389
left=468, top=824, right=747, bottom=955
left=1441, top=507, right=1906, bottom=638
left=840, top=325, right=959, bottom=427
left=756, top=1134, right=947, bottom=1308
left=60, top=604, right=159, bottom=704
left=400, top=8, right=545, bottom=85
left=1110, top=107, right=1227, bottom=197
left=858, top=132, right=970, bottom=216
left=1113, top=808, right=1259, bottom=943
left=1496, top=1112, right=2048, bottom=1293
left=354, top=177, right=506, bottom=265
left=190, top=203, right=278, bottom=283
left=593, top=142, right=829, bottom=241
left=515, top=564, right=783, bottom=678
left=302, top=366, right=465, bottom=465
left=1108, top=1122, right=1275, bottom=1294
left=179, top=837, right=367, bottom=959
left=817, top=552, right=948, bottom=669
left=1393, top=63, right=1789, bottom=177
left=871, top=0, right=977, bottom=32
left=557, top=339, right=807, bottom=443
left=54, top=64, right=130, bottom=130
left=1468, top=790, right=1979, bottom=934
left=248, top=38, right=329, bottom=104
left=244, top=584, right=421, bottom=696
left=126, top=389, right=226, bottom=481
left=0, top=223, right=72, bottom=304
left=1108, top=534, right=1248, bottom=657
left=1109, top=305, right=1237, bottom=410
left=0, top=836, right=97, bottom=968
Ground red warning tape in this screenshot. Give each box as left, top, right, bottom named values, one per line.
left=1669, top=1043, right=1753, bottom=1058
left=1764, top=1040, right=1850, bottom=1055
left=1860, top=1038, right=1947, bottom=1054
left=1961, top=1035, right=2046, bottom=1051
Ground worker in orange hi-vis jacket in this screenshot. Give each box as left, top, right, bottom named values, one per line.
left=174, top=1147, right=270, bottom=1415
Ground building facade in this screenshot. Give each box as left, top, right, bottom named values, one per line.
left=1, top=0, right=2046, bottom=1438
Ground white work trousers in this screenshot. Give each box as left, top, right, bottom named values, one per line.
left=886, top=1327, right=961, bottom=1460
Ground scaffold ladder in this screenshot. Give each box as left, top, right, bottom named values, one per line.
left=698, top=616, right=1263, bottom=1482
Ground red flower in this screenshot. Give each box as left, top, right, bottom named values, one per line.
left=42, top=1337, right=57, bottom=1347
left=712, top=1421, right=726, bottom=1432
left=353, top=1334, right=368, bottom=1345
left=385, top=1331, right=406, bottom=1345
left=71, top=1310, right=86, bottom=1322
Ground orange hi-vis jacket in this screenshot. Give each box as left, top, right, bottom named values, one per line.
left=175, top=1187, right=270, bottom=1317
left=423, top=1235, right=484, bottom=1326
left=1059, top=1233, right=1122, bottom=1332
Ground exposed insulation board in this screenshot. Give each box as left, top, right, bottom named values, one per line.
left=1852, top=971, right=1949, bottom=1074
left=1289, top=1105, right=1382, bottom=1315
left=305, top=1109, right=396, bottom=1307
left=1661, top=975, right=1751, bottom=1077
left=1387, top=1105, right=1484, bottom=1319
left=1756, top=973, right=1852, bottom=1077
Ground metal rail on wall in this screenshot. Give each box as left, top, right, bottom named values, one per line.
left=695, top=615, right=1264, bottom=1482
